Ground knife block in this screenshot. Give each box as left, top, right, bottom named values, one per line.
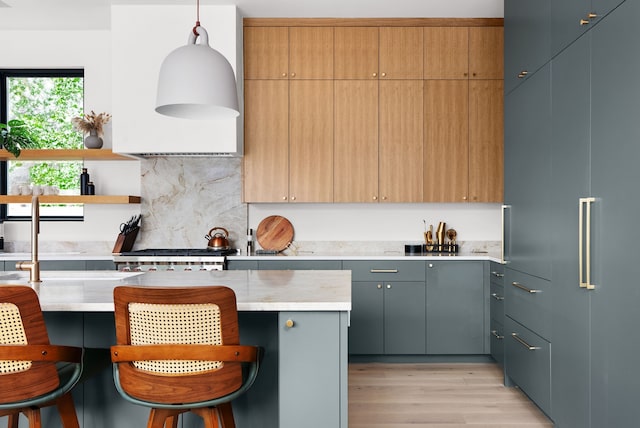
left=112, top=226, right=139, bottom=254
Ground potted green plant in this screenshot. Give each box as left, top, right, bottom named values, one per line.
left=0, top=119, right=36, bottom=157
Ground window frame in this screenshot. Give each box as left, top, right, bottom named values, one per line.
left=1, top=68, right=85, bottom=222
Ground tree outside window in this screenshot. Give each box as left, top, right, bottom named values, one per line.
left=1, top=70, right=85, bottom=218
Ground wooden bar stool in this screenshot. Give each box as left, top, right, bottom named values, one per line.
left=110, top=286, right=262, bottom=428
left=0, top=286, right=84, bottom=428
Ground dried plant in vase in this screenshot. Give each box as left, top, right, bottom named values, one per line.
left=72, top=111, right=111, bottom=149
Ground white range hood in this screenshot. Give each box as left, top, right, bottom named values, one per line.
left=111, top=5, right=243, bottom=157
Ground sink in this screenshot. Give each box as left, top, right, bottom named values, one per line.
left=0, top=271, right=144, bottom=281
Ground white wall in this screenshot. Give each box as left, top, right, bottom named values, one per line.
left=0, top=29, right=141, bottom=246
left=249, top=203, right=502, bottom=243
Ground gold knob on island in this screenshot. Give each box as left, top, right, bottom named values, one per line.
left=285, top=319, right=294, bottom=328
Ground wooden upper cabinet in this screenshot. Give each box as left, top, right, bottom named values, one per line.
left=334, top=80, right=379, bottom=202
left=469, top=27, right=504, bottom=79
left=424, top=80, right=470, bottom=202
left=289, top=80, right=334, bottom=202
left=424, top=27, right=469, bottom=79
left=289, top=27, right=334, bottom=79
left=469, top=79, right=504, bottom=202
left=334, top=27, right=379, bottom=79
left=243, top=80, right=290, bottom=202
left=379, top=27, right=424, bottom=79
left=244, top=27, right=289, bottom=79
left=379, top=80, right=424, bottom=202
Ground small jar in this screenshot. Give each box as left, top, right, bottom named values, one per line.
left=86, top=181, right=95, bottom=195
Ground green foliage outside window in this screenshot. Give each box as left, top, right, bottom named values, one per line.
left=8, top=76, right=84, bottom=191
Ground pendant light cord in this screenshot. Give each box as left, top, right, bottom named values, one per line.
left=192, top=0, right=201, bottom=36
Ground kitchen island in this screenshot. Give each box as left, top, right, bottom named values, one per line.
left=0, top=270, right=351, bottom=428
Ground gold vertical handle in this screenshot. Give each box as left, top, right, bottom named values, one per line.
left=579, top=197, right=596, bottom=290
left=580, top=19, right=590, bottom=26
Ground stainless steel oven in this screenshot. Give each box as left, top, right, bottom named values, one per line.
left=113, top=248, right=238, bottom=272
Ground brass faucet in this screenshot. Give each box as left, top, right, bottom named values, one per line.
left=16, top=195, right=40, bottom=283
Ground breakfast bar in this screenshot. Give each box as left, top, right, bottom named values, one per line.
left=0, top=270, right=351, bottom=428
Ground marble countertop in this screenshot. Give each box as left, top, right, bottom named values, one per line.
left=0, top=270, right=351, bottom=313
left=232, top=251, right=503, bottom=263
left=0, top=252, right=113, bottom=261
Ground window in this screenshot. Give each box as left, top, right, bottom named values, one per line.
left=1, top=69, right=84, bottom=219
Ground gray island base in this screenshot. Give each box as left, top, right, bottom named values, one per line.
left=0, top=270, right=351, bottom=428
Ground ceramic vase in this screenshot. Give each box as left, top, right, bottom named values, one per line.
left=84, top=129, right=103, bottom=149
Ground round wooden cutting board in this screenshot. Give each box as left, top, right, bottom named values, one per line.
left=256, top=215, right=294, bottom=251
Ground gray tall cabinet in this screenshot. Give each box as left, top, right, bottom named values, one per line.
left=505, top=0, right=640, bottom=426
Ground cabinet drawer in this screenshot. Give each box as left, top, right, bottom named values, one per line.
left=344, top=260, right=425, bottom=282
left=490, top=282, right=505, bottom=323
left=490, top=318, right=505, bottom=367
left=505, top=269, right=552, bottom=340
left=258, top=260, right=342, bottom=270
left=505, top=316, right=551, bottom=416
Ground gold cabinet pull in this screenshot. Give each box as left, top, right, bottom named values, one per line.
left=511, top=333, right=540, bottom=350
left=491, top=330, right=504, bottom=340
left=491, top=271, right=505, bottom=278
left=282, top=196, right=287, bottom=201
left=290, top=72, right=296, bottom=78
left=372, top=195, right=378, bottom=200
left=381, top=72, right=387, bottom=77
left=580, top=19, right=590, bottom=25
left=517, top=70, right=529, bottom=78
left=491, top=293, right=504, bottom=301
left=376, top=284, right=382, bottom=289
left=579, top=197, right=596, bottom=290
left=285, top=319, right=294, bottom=328
left=588, top=13, right=598, bottom=18
left=282, top=72, right=288, bottom=77
left=511, top=281, right=541, bottom=294
left=372, top=72, right=377, bottom=77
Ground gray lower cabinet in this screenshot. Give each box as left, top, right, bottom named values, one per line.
left=345, top=260, right=426, bottom=355
left=426, top=261, right=486, bottom=355
left=489, top=262, right=505, bottom=366
left=504, top=316, right=551, bottom=416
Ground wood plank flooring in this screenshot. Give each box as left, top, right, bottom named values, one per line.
left=349, top=363, right=553, bottom=427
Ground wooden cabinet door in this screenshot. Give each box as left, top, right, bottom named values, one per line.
left=424, top=80, right=469, bottom=202
left=469, top=79, right=504, bottom=202
left=424, top=27, right=469, bottom=79
left=334, top=27, right=379, bottom=80
left=243, top=80, right=289, bottom=202
left=469, top=27, right=504, bottom=79
left=289, top=80, right=334, bottom=202
left=379, top=80, right=424, bottom=202
left=289, top=27, right=334, bottom=79
left=244, top=27, right=289, bottom=79
left=334, top=80, right=379, bottom=203
left=379, top=27, right=423, bottom=79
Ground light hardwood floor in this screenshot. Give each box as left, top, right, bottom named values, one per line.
left=349, top=363, right=553, bottom=427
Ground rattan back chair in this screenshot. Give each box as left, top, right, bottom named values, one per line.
left=111, top=285, right=261, bottom=428
left=0, top=286, right=84, bottom=428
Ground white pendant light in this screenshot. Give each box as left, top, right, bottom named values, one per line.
left=155, top=0, right=239, bottom=120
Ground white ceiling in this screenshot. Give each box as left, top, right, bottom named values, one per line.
left=0, top=0, right=503, bottom=31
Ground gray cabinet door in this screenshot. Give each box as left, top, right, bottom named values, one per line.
left=504, top=0, right=551, bottom=93
left=384, top=281, right=426, bottom=354
left=349, top=281, right=384, bottom=354
left=504, top=62, right=552, bottom=280
left=279, top=311, right=347, bottom=428
left=590, top=2, right=640, bottom=425
left=550, top=31, right=592, bottom=428
left=426, top=261, right=485, bottom=354
left=551, top=0, right=625, bottom=57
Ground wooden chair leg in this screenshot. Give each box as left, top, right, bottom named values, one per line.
left=7, top=412, right=19, bottom=428
left=56, top=393, right=80, bottom=428
left=217, top=403, right=236, bottom=428
left=192, top=407, right=220, bottom=428
left=164, top=414, right=179, bottom=428
left=147, top=409, right=182, bottom=428
left=23, top=407, right=41, bottom=428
